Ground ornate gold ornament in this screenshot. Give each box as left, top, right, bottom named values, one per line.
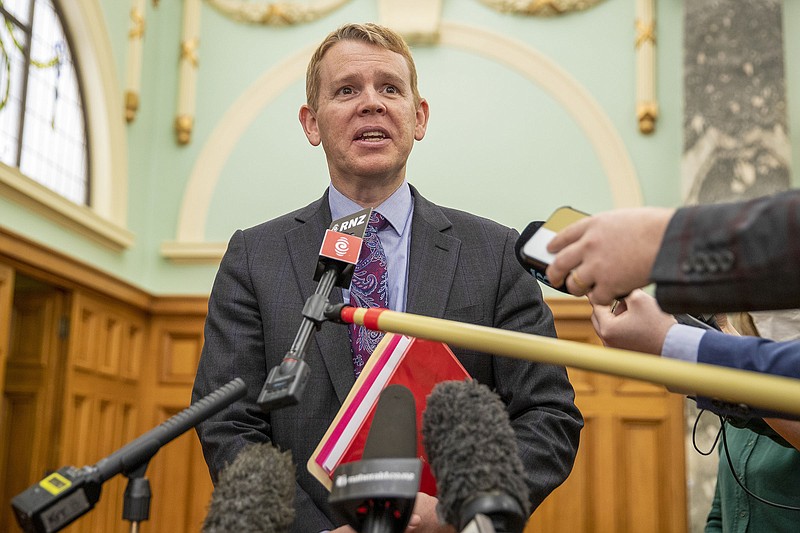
left=125, top=91, right=139, bottom=123
left=635, top=0, right=657, bottom=134
left=175, top=115, right=194, bottom=145
left=478, top=0, right=605, bottom=16
left=129, top=8, right=145, bottom=39
left=181, top=38, right=200, bottom=68
left=125, top=0, right=147, bottom=123
left=205, top=0, right=351, bottom=25
left=635, top=19, right=655, bottom=48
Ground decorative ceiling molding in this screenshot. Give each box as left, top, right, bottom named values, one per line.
left=378, top=0, right=443, bottom=45
left=478, top=0, right=606, bottom=16
left=205, top=0, right=351, bottom=25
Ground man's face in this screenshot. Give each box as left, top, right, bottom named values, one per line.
left=300, top=40, right=429, bottom=186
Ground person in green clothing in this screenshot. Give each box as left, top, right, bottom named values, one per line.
left=705, top=310, right=800, bottom=533
left=705, top=424, right=800, bottom=532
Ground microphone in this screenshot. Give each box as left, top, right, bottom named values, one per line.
left=329, top=384, right=421, bottom=533
left=12, top=378, right=247, bottom=533
left=203, top=442, right=295, bottom=533
left=422, top=379, right=529, bottom=533
left=317, top=206, right=373, bottom=288
left=258, top=208, right=373, bottom=411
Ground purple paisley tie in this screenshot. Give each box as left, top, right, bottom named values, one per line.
left=348, top=211, right=389, bottom=377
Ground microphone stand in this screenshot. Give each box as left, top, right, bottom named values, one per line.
left=257, top=263, right=344, bottom=411
left=122, top=463, right=151, bottom=533
left=257, top=207, right=372, bottom=411
left=461, top=514, right=497, bottom=533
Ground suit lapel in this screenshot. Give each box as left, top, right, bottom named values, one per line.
left=406, top=188, right=461, bottom=318
left=285, top=193, right=355, bottom=404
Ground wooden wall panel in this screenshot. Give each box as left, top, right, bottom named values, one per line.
left=526, top=299, right=687, bottom=533
left=0, top=265, right=14, bottom=398
left=140, top=312, right=211, bottom=532
left=0, top=282, right=67, bottom=532
left=146, top=405, right=214, bottom=533
left=58, top=291, right=145, bottom=532
left=0, top=393, right=38, bottom=533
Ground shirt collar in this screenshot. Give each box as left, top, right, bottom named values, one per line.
left=328, top=181, right=413, bottom=236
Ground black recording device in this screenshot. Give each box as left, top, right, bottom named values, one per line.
left=12, top=378, right=247, bottom=533
left=515, top=206, right=589, bottom=293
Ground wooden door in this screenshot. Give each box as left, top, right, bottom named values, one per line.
left=0, top=274, right=69, bottom=532
left=58, top=290, right=145, bottom=533
left=526, top=298, right=687, bottom=533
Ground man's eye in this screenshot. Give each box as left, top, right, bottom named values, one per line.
left=385, top=86, right=398, bottom=94
left=339, top=87, right=353, bottom=95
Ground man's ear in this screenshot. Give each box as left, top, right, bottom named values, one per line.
left=414, top=99, right=430, bottom=141
left=299, top=105, right=321, bottom=146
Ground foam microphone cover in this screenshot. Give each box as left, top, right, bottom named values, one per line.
left=203, top=442, right=295, bottom=533
left=363, top=383, right=418, bottom=460
left=422, top=379, right=530, bottom=530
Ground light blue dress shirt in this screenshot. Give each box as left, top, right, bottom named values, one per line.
left=328, top=181, right=414, bottom=312
left=662, top=323, right=707, bottom=363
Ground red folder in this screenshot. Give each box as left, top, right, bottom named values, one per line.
left=307, top=333, right=470, bottom=496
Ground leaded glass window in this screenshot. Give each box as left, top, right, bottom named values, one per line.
left=0, top=0, right=89, bottom=205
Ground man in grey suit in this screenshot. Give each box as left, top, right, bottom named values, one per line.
left=192, top=23, right=582, bottom=533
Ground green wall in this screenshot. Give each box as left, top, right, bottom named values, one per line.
left=1, top=0, right=798, bottom=295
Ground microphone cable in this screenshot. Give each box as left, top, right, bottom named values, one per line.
left=717, top=414, right=800, bottom=512
left=690, top=408, right=800, bottom=511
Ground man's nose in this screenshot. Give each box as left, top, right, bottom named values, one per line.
left=360, top=89, right=386, bottom=114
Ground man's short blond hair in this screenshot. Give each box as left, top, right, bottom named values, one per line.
left=305, top=23, right=421, bottom=110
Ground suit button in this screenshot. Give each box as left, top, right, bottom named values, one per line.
left=719, top=250, right=735, bottom=271
left=705, top=253, right=720, bottom=273
left=692, top=255, right=707, bottom=273
left=681, top=260, right=693, bottom=274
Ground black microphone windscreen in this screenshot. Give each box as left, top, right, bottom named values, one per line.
left=362, top=384, right=417, bottom=460
left=422, top=380, right=530, bottom=528
left=203, top=443, right=295, bottom=533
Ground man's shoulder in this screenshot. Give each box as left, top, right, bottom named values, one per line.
left=412, top=190, right=514, bottom=237
left=436, top=204, right=516, bottom=239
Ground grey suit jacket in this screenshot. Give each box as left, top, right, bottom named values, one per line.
left=192, top=186, right=583, bottom=532
left=653, top=189, right=800, bottom=314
